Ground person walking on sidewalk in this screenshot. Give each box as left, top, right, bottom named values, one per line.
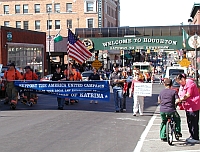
left=176, top=73, right=200, bottom=144
left=158, top=78, right=182, bottom=141
left=88, top=68, right=100, bottom=104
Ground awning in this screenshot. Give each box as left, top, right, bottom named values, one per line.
left=124, top=54, right=132, bottom=59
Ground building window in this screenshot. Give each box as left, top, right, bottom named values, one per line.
left=67, top=19, right=72, bottom=28
left=23, top=21, right=29, bottom=30
left=46, top=4, right=52, bottom=13
left=47, top=20, right=52, bottom=30
left=86, top=2, right=94, bottom=12
left=87, top=18, right=94, bottom=28
left=35, top=4, right=40, bottom=13
left=16, top=21, right=21, bottom=28
left=55, top=20, right=60, bottom=29
left=54, top=3, right=60, bottom=13
left=35, top=20, right=40, bottom=30
left=23, top=4, right=28, bottom=13
left=4, top=5, right=9, bottom=14
left=4, top=21, right=9, bottom=27
left=15, top=5, right=20, bottom=14
left=66, top=3, right=72, bottom=12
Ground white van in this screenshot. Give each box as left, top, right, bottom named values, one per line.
left=165, top=65, right=187, bottom=79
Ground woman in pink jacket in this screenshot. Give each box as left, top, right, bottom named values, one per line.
left=176, top=73, right=200, bottom=144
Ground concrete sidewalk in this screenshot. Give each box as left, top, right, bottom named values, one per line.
left=136, top=106, right=200, bottom=152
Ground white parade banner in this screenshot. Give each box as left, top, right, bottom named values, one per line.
left=134, top=83, right=152, bottom=96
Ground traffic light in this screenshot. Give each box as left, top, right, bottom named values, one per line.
left=95, top=53, right=98, bottom=60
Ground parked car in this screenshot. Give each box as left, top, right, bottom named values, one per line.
left=81, top=71, right=93, bottom=81
left=40, top=74, right=53, bottom=81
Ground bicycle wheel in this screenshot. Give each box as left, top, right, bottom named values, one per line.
left=166, top=121, right=173, bottom=145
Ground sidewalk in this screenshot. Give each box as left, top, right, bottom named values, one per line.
left=136, top=106, right=200, bottom=152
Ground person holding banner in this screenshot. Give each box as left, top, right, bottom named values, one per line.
left=110, top=64, right=125, bottom=112
left=3, top=62, right=23, bottom=109
left=129, top=73, right=145, bottom=116
left=22, top=66, right=38, bottom=105
left=52, top=65, right=66, bottom=110
left=158, top=78, right=182, bottom=141
left=88, top=68, right=100, bottom=104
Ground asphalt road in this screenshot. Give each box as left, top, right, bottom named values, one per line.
left=0, top=84, right=164, bottom=152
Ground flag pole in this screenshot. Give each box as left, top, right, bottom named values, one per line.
left=67, top=28, right=70, bottom=80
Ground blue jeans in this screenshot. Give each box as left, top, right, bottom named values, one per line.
left=57, top=97, right=64, bottom=108
left=113, top=86, right=123, bottom=111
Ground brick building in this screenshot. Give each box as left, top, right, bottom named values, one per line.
left=0, top=26, right=47, bottom=76
left=0, top=0, right=120, bottom=37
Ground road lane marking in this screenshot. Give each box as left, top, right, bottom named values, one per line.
left=116, top=118, right=146, bottom=121
left=133, top=114, right=157, bottom=152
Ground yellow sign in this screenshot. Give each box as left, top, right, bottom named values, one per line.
left=92, top=60, right=102, bottom=69
left=178, top=58, right=191, bottom=67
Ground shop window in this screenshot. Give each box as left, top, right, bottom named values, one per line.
left=55, top=20, right=60, bottom=29
left=4, top=5, right=9, bottom=14
left=4, top=21, right=9, bottom=27
left=35, top=4, right=40, bottom=13
left=23, top=21, right=29, bottom=30
left=23, top=4, right=28, bottom=13
left=16, top=21, right=21, bottom=28
left=35, top=20, right=40, bottom=30
left=46, top=4, right=52, bottom=13
left=67, top=19, right=72, bottom=28
left=86, top=2, right=94, bottom=12
left=87, top=18, right=94, bottom=28
left=54, top=3, right=60, bottom=13
left=66, top=3, right=72, bottom=12
left=47, top=20, right=52, bottom=30
left=15, top=5, right=20, bottom=14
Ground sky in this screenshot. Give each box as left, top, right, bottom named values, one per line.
left=120, top=0, right=197, bottom=27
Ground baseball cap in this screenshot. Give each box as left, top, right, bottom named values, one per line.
left=24, top=66, right=31, bottom=69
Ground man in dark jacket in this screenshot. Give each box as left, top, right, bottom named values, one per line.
left=88, top=68, right=100, bottom=104
left=52, top=65, right=65, bottom=110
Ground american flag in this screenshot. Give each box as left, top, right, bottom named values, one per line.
left=67, top=29, right=92, bottom=64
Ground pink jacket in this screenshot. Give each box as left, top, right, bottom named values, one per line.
left=178, top=79, right=200, bottom=111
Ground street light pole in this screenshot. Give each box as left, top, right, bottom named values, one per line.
left=194, top=33, right=198, bottom=84
left=48, top=7, right=51, bottom=74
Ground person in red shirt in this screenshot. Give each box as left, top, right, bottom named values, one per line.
left=3, top=62, right=22, bottom=109
left=22, top=66, right=38, bottom=105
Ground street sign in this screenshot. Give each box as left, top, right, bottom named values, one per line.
left=188, top=35, right=200, bottom=48
left=92, top=60, right=102, bottom=69
left=178, top=58, right=191, bottom=67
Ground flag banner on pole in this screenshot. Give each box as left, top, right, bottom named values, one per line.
left=67, top=29, right=92, bottom=64
left=182, top=28, right=189, bottom=48
left=15, top=80, right=110, bottom=101
left=54, top=31, right=63, bottom=43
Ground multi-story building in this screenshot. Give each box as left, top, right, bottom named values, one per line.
left=0, top=0, right=120, bottom=37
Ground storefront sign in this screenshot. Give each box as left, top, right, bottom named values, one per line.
left=7, top=32, right=12, bottom=41
left=98, top=0, right=102, bottom=28
left=81, top=36, right=187, bottom=50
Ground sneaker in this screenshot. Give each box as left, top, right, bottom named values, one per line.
left=133, top=113, right=136, bottom=116
left=140, top=113, right=143, bottom=116
left=95, top=101, right=98, bottom=104
left=186, top=136, right=192, bottom=142
left=115, top=110, right=119, bottom=113
left=176, top=132, right=182, bottom=137
left=90, top=100, right=93, bottom=104
left=161, top=138, right=167, bottom=142
left=123, top=109, right=126, bottom=112
left=187, top=138, right=200, bottom=144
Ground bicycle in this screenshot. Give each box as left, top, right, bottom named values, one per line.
left=166, top=114, right=180, bottom=145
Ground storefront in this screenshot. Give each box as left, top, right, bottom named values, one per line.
left=0, top=26, right=47, bottom=76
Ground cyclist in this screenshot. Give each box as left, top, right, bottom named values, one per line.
left=158, top=78, right=182, bottom=141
